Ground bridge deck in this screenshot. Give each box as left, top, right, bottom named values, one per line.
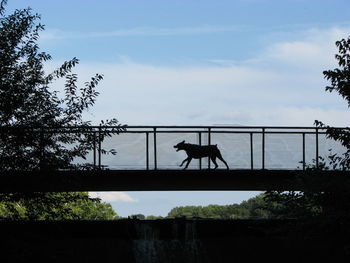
left=1, top=169, right=350, bottom=192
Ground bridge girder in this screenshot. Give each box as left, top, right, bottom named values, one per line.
left=0, top=169, right=350, bottom=192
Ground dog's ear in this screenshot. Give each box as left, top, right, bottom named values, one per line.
left=182, top=140, right=185, bottom=143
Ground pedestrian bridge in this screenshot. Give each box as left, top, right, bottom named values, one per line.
left=1, top=125, right=350, bottom=192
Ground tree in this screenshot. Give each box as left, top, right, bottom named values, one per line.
left=315, top=37, right=350, bottom=169
left=166, top=194, right=273, bottom=219
left=0, top=1, right=125, bottom=219
left=0, top=192, right=119, bottom=220
left=0, top=1, right=124, bottom=171
left=130, top=214, right=146, bottom=220
left=264, top=37, right=350, bottom=219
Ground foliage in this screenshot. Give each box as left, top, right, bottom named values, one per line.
left=263, top=191, right=322, bottom=219
left=323, top=38, right=350, bottom=108
left=0, top=0, right=125, bottom=171
left=146, top=215, right=164, bottom=219
left=264, top=157, right=350, bottom=219
left=130, top=214, right=146, bottom=220
left=264, top=189, right=350, bottom=219
left=0, top=1, right=124, bottom=220
left=0, top=192, right=118, bottom=220
left=314, top=36, right=350, bottom=169
left=166, top=194, right=274, bottom=219
left=264, top=36, right=350, bottom=220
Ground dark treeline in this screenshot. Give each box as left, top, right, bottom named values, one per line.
left=166, top=194, right=271, bottom=219
left=130, top=193, right=289, bottom=220
left=0, top=192, right=274, bottom=220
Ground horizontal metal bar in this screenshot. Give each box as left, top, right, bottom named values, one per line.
left=1, top=125, right=349, bottom=130
left=117, top=125, right=346, bottom=130
left=116, top=130, right=329, bottom=135
left=0, top=127, right=339, bottom=135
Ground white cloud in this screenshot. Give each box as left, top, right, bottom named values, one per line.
left=40, top=25, right=245, bottom=40
left=89, top=192, right=138, bottom=202
left=48, top=26, right=350, bottom=127
left=260, top=27, right=350, bottom=70
left=212, top=107, right=350, bottom=127
left=267, top=41, right=321, bottom=63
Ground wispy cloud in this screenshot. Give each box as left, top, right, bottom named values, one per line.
left=89, top=192, right=138, bottom=202
left=40, top=25, right=246, bottom=40
left=48, top=26, right=350, bottom=127
left=260, top=27, right=350, bottom=70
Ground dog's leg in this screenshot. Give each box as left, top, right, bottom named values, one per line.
left=180, top=158, right=189, bottom=167
left=210, top=156, right=219, bottom=169
left=216, top=151, right=229, bottom=170
left=184, top=157, right=192, bottom=169
left=217, top=156, right=229, bottom=170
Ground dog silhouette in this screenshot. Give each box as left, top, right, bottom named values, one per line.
left=174, top=140, right=229, bottom=170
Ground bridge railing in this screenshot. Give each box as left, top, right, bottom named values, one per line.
left=0, top=126, right=348, bottom=171
left=97, top=126, right=347, bottom=170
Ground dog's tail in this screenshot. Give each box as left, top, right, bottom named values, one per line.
left=213, top=144, right=223, bottom=157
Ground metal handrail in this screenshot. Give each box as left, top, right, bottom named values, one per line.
left=111, top=126, right=347, bottom=171
left=1, top=125, right=349, bottom=129
left=1, top=125, right=349, bottom=171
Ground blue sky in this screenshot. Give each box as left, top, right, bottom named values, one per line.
left=8, top=0, right=350, bottom=64
left=7, top=0, right=348, bottom=62
left=5, top=0, right=350, bottom=217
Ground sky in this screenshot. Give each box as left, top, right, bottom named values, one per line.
left=5, top=0, right=350, bottom=217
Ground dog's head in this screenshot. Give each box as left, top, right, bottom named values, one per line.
left=174, top=140, right=186, bottom=152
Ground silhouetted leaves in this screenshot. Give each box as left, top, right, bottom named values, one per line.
left=266, top=37, right=350, bottom=220
left=323, top=38, right=350, bottom=106
left=0, top=1, right=124, bottom=219
left=315, top=37, right=350, bottom=171
left=0, top=1, right=125, bottom=172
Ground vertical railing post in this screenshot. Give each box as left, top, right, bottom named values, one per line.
left=98, top=125, right=102, bottom=169
left=93, top=129, right=97, bottom=169
left=250, top=132, right=254, bottom=170
left=146, top=132, right=149, bottom=170
left=208, top=127, right=211, bottom=170
left=198, top=131, right=202, bottom=170
left=315, top=128, right=319, bottom=169
left=153, top=127, right=157, bottom=170
left=302, top=133, right=306, bottom=171
left=262, top=128, right=265, bottom=170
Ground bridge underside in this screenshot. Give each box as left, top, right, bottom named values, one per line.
left=1, top=169, right=350, bottom=192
